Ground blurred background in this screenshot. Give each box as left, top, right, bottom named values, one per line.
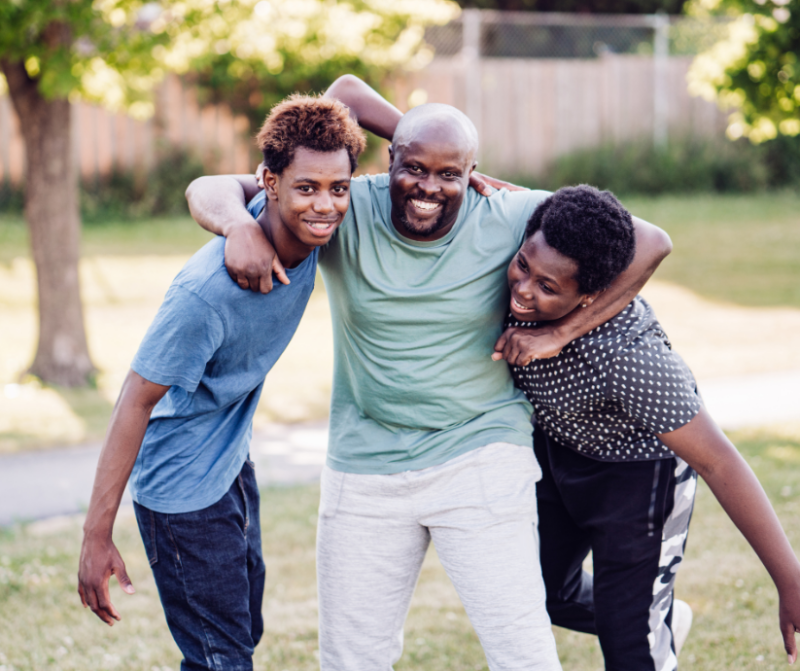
left=0, top=0, right=799, bottom=669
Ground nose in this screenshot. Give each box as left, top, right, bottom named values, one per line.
left=515, top=276, right=534, bottom=301
left=313, top=190, right=334, bottom=214
left=417, top=173, right=441, bottom=196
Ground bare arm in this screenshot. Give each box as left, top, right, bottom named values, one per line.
left=185, top=175, right=289, bottom=293
left=493, top=217, right=672, bottom=365
left=659, top=408, right=800, bottom=662
left=78, top=370, right=169, bottom=626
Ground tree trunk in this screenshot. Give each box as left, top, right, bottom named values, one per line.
left=1, top=58, right=95, bottom=387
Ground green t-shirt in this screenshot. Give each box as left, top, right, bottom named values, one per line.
left=319, top=173, right=550, bottom=474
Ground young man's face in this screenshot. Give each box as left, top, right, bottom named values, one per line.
left=388, top=123, right=476, bottom=242
left=262, top=147, right=352, bottom=247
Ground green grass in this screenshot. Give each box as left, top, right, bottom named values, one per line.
left=625, top=192, right=800, bottom=308
left=1, top=427, right=800, bottom=670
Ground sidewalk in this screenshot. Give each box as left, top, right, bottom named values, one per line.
left=1, top=371, right=799, bottom=526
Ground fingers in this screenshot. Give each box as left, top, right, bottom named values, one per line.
left=782, top=620, right=798, bottom=664
left=114, top=563, right=136, bottom=596
left=272, top=257, right=290, bottom=287
left=494, top=330, right=510, bottom=354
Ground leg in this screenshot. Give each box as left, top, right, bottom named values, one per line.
left=424, top=443, right=562, bottom=671
left=134, top=465, right=262, bottom=671
left=316, top=466, right=430, bottom=671
left=241, top=460, right=266, bottom=648
left=558, top=453, right=696, bottom=671
left=534, top=425, right=596, bottom=635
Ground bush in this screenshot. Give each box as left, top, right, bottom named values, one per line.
left=81, top=148, right=206, bottom=223
left=0, top=148, right=207, bottom=221
left=524, top=134, right=800, bottom=195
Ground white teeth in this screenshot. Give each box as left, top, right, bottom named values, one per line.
left=411, top=199, right=440, bottom=211
left=513, top=298, right=533, bottom=311
left=310, top=223, right=330, bottom=229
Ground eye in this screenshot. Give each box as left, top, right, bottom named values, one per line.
left=408, top=165, right=422, bottom=173
left=332, top=185, right=349, bottom=195
left=297, top=185, right=313, bottom=193
left=539, top=281, right=554, bottom=294
left=442, top=171, right=459, bottom=179
left=516, top=255, right=528, bottom=271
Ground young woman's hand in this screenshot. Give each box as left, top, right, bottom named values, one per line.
left=491, top=325, right=566, bottom=366
left=779, top=586, right=800, bottom=663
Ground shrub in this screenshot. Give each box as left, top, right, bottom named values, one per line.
left=520, top=134, right=800, bottom=195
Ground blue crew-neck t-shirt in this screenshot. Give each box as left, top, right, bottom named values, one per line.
left=318, top=174, right=551, bottom=474
left=129, top=196, right=317, bottom=513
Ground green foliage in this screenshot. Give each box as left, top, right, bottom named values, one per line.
left=175, top=0, right=459, bottom=133
left=80, top=148, right=206, bottom=221
left=687, top=0, right=800, bottom=142
left=454, top=0, right=687, bottom=13
left=528, top=134, right=800, bottom=195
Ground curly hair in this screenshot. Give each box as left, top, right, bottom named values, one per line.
left=525, top=185, right=636, bottom=295
left=256, top=94, right=367, bottom=175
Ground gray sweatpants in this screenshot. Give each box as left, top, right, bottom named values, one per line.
left=316, top=442, right=562, bottom=671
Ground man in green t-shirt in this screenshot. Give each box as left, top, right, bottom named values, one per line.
left=186, top=75, right=671, bottom=670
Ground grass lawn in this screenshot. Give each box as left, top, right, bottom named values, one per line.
left=1, top=425, right=799, bottom=670
left=0, top=192, right=799, bottom=453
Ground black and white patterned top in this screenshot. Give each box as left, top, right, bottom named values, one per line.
left=509, top=296, right=702, bottom=462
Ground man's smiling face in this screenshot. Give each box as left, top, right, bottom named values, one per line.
left=388, top=115, right=477, bottom=241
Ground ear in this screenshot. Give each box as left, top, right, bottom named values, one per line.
left=387, top=145, right=395, bottom=170
left=255, top=163, right=266, bottom=189
left=263, top=167, right=279, bottom=201
left=579, top=290, right=604, bottom=309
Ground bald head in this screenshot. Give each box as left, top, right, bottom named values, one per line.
left=392, top=103, right=479, bottom=161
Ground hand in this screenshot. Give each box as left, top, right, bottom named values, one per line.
left=491, top=326, right=566, bottom=366
left=78, top=535, right=135, bottom=626
left=469, top=171, right=528, bottom=197
left=225, top=221, right=289, bottom=293
left=779, top=589, right=800, bottom=664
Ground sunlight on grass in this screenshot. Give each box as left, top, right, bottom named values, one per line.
left=1, top=425, right=799, bottom=670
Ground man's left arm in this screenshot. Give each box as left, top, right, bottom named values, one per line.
left=493, top=216, right=672, bottom=366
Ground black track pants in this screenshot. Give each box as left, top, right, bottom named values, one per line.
left=534, top=424, right=696, bottom=671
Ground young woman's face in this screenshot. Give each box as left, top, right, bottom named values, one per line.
left=507, top=230, right=589, bottom=322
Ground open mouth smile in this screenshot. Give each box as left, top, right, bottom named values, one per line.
left=304, top=220, right=338, bottom=236
left=512, top=296, right=536, bottom=312
left=409, top=198, right=442, bottom=214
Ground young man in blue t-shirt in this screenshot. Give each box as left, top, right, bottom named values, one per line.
left=77, top=95, right=366, bottom=670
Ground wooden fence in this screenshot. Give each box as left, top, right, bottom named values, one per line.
left=0, top=55, right=727, bottom=186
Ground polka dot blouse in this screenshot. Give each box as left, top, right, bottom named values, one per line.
left=508, top=296, right=701, bottom=462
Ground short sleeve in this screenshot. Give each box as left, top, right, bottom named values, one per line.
left=131, top=285, right=226, bottom=392
left=494, top=189, right=551, bottom=244
left=606, top=338, right=701, bottom=435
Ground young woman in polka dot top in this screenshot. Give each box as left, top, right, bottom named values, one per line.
left=501, top=185, right=800, bottom=670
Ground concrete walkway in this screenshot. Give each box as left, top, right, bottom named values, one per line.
left=1, top=371, right=799, bottom=526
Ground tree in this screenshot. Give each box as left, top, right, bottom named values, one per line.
left=0, top=0, right=457, bottom=387
left=453, top=0, right=688, bottom=14
left=687, top=0, right=800, bottom=142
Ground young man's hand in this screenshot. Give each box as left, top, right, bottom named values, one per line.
left=225, top=221, right=289, bottom=293
left=78, top=535, right=135, bottom=626
left=469, top=171, right=528, bottom=197
left=491, top=325, right=565, bottom=366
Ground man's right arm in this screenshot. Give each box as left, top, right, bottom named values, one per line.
left=78, top=370, right=169, bottom=626
left=186, top=175, right=289, bottom=293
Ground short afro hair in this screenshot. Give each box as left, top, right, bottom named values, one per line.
left=525, top=185, right=636, bottom=295
left=256, top=94, right=367, bottom=175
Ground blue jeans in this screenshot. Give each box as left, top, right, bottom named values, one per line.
left=134, top=460, right=265, bottom=671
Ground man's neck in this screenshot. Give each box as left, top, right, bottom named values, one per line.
left=258, top=199, right=314, bottom=269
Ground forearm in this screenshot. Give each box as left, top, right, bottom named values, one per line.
left=324, top=75, right=402, bottom=141
left=704, top=455, right=800, bottom=592
left=549, top=216, right=672, bottom=342
left=185, top=175, right=259, bottom=237
left=83, top=372, right=166, bottom=539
